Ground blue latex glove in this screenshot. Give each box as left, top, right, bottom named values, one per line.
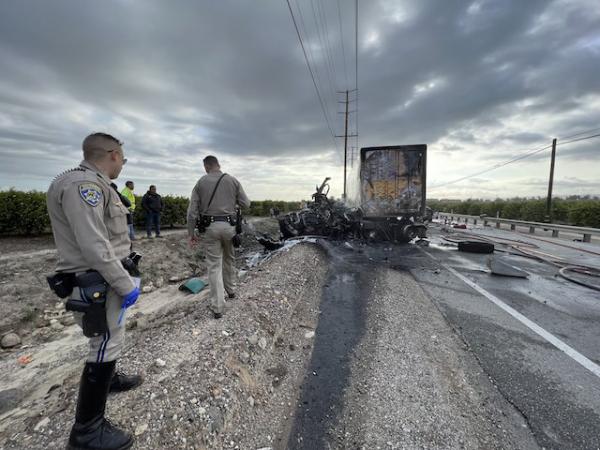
left=122, top=287, right=140, bottom=308
left=118, top=287, right=140, bottom=325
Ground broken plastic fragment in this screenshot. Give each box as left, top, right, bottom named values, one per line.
left=179, top=278, right=207, bottom=294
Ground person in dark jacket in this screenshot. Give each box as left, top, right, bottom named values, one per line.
left=141, top=185, right=164, bottom=238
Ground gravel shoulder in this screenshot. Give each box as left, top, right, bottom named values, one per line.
left=333, top=266, right=540, bottom=449
left=0, top=241, right=328, bottom=450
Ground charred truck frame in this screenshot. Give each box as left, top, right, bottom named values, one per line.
left=277, top=144, right=428, bottom=243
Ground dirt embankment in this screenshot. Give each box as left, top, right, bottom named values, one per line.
left=0, top=230, right=195, bottom=339
left=1, top=218, right=329, bottom=449
left=0, top=218, right=280, bottom=340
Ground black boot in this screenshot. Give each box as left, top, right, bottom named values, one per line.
left=68, top=361, right=134, bottom=450
left=109, top=371, right=143, bottom=393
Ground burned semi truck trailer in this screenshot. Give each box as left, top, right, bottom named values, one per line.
left=346, top=145, right=428, bottom=242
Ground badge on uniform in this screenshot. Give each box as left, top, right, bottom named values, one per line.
left=79, top=183, right=103, bottom=207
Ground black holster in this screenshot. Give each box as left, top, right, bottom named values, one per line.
left=66, top=271, right=108, bottom=338
left=232, top=209, right=243, bottom=248
left=46, top=272, right=76, bottom=298
left=196, top=215, right=212, bottom=233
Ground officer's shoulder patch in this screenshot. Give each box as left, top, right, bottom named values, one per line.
left=78, top=183, right=103, bottom=207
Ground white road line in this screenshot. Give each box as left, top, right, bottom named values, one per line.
left=422, top=250, right=600, bottom=379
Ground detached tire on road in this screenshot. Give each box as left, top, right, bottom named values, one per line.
left=458, top=240, right=494, bottom=254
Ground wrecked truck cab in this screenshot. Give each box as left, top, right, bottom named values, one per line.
left=278, top=178, right=359, bottom=239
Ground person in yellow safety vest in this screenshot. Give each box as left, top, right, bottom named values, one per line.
left=120, top=181, right=136, bottom=240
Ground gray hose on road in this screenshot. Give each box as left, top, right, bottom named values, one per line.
left=558, top=266, right=600, bottom=292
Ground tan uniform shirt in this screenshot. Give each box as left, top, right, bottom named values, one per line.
left=187, top=171, right=251, bottom=236
left=46, top=160, right=135, bottom=296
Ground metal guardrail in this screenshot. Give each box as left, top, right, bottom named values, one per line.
left=437, top=212, right=600, bottom=243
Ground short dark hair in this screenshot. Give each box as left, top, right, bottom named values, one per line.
left=82, top=132, right=123, bottom=162
left=149, top=185, right=156, bottom=190
left=203, top=155, right=219, bottom=167
left=126, top=181, right=134, bottom=188
left=89, top=132, right=121, bottom=145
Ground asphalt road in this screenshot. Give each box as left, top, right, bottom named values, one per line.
left=289, top=224, right=600, bottom=449
left=413, top=224, right=600, bottom=449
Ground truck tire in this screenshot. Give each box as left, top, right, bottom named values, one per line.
left=458, top=241, right=494, bottom=254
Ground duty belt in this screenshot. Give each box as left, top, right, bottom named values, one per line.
left=209, top=215, right=233, bottom=222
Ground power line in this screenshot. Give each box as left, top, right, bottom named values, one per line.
left=309, top=0, right=336, bottom=109
left=316, top=0, right=340, bottom=92
left=285, top=0, right=337, bottom=143
left=429, top=143, right=554, bottom=189
left=557, top=126, right=600, bottom=141
left=294, top=0, right=335, bottom=134
left=557, top=132, right=600, bottom=146
left=429, top=131, right=600, bottom=190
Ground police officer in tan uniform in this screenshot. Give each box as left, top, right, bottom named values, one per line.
left=187, top=155, right=250, bottom=318
left=47, top=133, right=142, bottom=450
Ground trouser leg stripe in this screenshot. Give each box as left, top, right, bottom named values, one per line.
left=96, top=329, right=110, bottom=363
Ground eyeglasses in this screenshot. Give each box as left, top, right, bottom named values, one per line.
left=107, top=149, right=127, bottom=165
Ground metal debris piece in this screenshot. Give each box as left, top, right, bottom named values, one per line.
left=488, top=257, right=529, bottom=278
left=257, top=235, right=284, bottom=251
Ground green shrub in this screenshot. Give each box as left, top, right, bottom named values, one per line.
left=243, top=200, right=302, bottom=217
left=428, top=196, right=600, bottom=228
left=0, top=189, right=50, bottom=235
left=520, top=199, right=546, bottom=222
left=502, top=199, right=524, bottom=219
left=569, top=200, right=600, bottom=228
left=133, top=195, right=189, bottom=228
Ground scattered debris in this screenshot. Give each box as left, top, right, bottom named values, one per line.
left=134, top=423, right=149, bottom=436
left=258, top=337, right=268, bottom=350
left=142, top=284, right=154, bottom=294
left=33, top=417, right=50, bottom=432
left=457, top=241, right=494, bottom=254
left=50, top=319, right=64, bottom=331
left=488, top=257, right=529, bottom=278
left=304, top=331, right=315, bottom=339
left=257, top=235, right=285, bottom=251
left=278, top=178, right=360, bottom=240
left=1, top=332, right=21, bottom=349
left=208, top=406, right=225, bottom=434
left=0, top=388, right=23, bottom=415
left=154, top=358, right=166, bottom=367
left=247, top=333, right=259, bottom=346
left=17, top=354, right=33, bottom=366
left=178, top=277, right=207, bottom=294
left=169, top=274, right=190, bottom=283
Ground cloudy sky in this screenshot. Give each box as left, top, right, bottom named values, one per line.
left=0, top=0, right=599, bottom=201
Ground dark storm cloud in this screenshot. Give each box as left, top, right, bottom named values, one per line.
left=0, top=0, right=598, bottom=197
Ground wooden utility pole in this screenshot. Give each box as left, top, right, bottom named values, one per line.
left=545, top=138, right=557, bottom=222
left=343, top=90, right=349, bottom=198
left=336, top=90, right=358, bottom=200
